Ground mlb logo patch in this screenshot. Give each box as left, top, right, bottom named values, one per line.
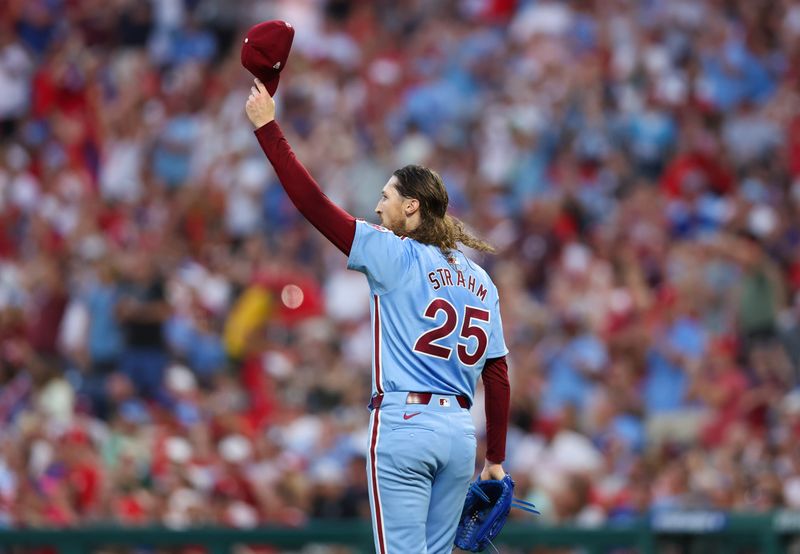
left=439, top=398, right=450, bottom=407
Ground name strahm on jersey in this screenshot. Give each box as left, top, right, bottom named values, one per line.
left=427, top=268, right=488, bottom=301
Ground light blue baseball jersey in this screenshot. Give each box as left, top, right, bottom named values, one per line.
left=347, top=220, right=508, bottom=404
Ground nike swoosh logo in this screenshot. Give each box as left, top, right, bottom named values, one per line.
left=403, top=412, right=422, bottom=420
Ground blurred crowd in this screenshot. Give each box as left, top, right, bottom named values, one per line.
left=2, top=0, right=800, bottom=533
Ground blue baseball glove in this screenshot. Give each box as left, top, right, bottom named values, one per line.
left=454, top=474, right=539, bottom=553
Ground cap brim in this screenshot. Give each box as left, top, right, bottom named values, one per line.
left=241, top=53, right=281, bottom=96
left=264, top=75, right=279, bottom=96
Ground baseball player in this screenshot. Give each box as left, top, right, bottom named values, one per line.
left=245, top=77, right=511, bottom=553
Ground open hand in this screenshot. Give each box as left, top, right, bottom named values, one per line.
left=245, top=78, right=275, bottom=129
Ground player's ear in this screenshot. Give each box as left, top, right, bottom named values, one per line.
left=404, top=198, right=419, bottom=216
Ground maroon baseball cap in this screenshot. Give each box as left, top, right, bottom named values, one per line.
left=241, top=20, right=295, bottom=96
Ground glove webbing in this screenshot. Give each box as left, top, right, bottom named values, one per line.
left=469, top=481, right=541, bottom=515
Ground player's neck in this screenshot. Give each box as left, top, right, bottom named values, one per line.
left=404, top=213, right=421, bottom=234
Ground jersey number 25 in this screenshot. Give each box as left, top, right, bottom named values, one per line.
left=413, top=298, right=490, bottom=366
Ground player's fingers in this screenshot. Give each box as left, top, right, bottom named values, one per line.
left=251, top=86, right=258, bottom=96
left=254, top=78, right=267, bottom=94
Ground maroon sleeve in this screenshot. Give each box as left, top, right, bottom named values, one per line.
left=254, top=121, right=356, bottom=255
left=482, top=355, right=510, bottom=463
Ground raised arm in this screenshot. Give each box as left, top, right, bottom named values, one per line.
left=246, top=78, right=356, bottom=255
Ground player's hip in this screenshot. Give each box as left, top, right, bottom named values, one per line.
left=369, top=392, right=474, bottom=433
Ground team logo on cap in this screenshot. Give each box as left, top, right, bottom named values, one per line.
left=273, top=62, right=281, bottom=69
